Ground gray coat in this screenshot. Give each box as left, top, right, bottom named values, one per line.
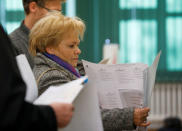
left=9, top=22, right=34, bottom=69
left=33, top=53, right=135, bottom=131
left=33, top=53, right=78, bottom=95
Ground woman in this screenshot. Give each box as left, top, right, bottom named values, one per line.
left=29, top=12, right=84, bottom=94
left=30, top=12, right=150, bottom=131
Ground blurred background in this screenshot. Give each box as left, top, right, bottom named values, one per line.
left=0, top=0, right=182, bottom=130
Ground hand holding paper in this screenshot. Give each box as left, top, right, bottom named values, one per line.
left=134, top=107, right=150, bottom=127
left=50, top=103, right=74, bottom=128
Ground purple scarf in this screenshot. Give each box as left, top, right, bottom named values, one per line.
left=44, top=53, right=80, bottom=78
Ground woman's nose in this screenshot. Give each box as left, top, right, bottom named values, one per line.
left=75, top=47, right=81, bottom=54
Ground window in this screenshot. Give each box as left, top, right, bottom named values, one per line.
left=0, top=0, right=71, bottom=33
left=117, top=0, right=182, bottom=81
left=119, top=20, right=157, bottom=65
left=4, top=0, right=24, bottom=33
left=120, top=0, right=157, bottom=9
left=166, top=18, right=182, bottom=71
left=0, top=0, right=24, bottom=33
left=166, top=0, right=182, bottom=13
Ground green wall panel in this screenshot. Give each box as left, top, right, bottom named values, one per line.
left=76, top=0, right=119, bottom=63
left=76, top=0, right=97, bottom=62
left=76, top=0, right=182, bottom=81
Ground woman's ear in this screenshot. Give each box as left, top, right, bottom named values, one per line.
left=45, top=46, right=55, bottom=55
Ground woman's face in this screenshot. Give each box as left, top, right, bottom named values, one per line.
left=48, top=34, right=81, bottom=67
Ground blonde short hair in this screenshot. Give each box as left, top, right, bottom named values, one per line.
left=29, top=12, right=85, bottom=56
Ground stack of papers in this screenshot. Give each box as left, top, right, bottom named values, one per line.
left=16, top=54, right=38, bottom=102
left=82, top=51, right=161, bottom=109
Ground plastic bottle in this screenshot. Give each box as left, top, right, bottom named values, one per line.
left=103, top=39, right=119, bottom=64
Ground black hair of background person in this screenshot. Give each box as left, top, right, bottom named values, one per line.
left=158, top=117, right=182, bottom=131
left=0, top=24, right=57, bottom=131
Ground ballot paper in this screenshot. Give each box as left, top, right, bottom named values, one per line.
left=82, top=51, right=161, bottom=109
left=143, top=51, right=161, bottom=107
left=34, top=76, right=88, bottom=104
left=16, top=54, right=38, bottom=102
left=34, top=76, right=104, bottom=131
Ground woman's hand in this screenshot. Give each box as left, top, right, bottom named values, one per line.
left=133, top=107, right=150, bottom=127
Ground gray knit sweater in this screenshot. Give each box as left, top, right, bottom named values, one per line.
left=33, top=53, right=136, bottom=131
left=9, top=22, right=34, bottom=69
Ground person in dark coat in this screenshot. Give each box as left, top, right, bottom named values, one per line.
left=0, top=24, right=74, bottom=131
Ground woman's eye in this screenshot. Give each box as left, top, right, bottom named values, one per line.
left=69, top=45, right=74, bottom=48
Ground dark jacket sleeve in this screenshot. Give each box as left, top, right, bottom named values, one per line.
left=77, top=61, right=85, bottom=76
left=0, top=25, right=57, bottom=131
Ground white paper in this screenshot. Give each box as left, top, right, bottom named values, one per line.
left=16, top=54, right=38, bottom=102
left=83, top=60, right=147, bottom=109
left=119, top=89, right=143, bottom=107
left=34, top=76, right=104, bottom=131
left=34, top=76, right=88, bottom=104
left=61, top=79, right=103, bottom=131
left=82, top=51, right=161, bottom=109
left=143, top=51, right=161, bottom=107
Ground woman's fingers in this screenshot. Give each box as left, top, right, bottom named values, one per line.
left=139, top=121, right=151, bottom=127
left=134, top=107, right=150, bottom=127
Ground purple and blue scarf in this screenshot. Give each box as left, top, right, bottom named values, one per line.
left=44, top=53, right=81, bottom=78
